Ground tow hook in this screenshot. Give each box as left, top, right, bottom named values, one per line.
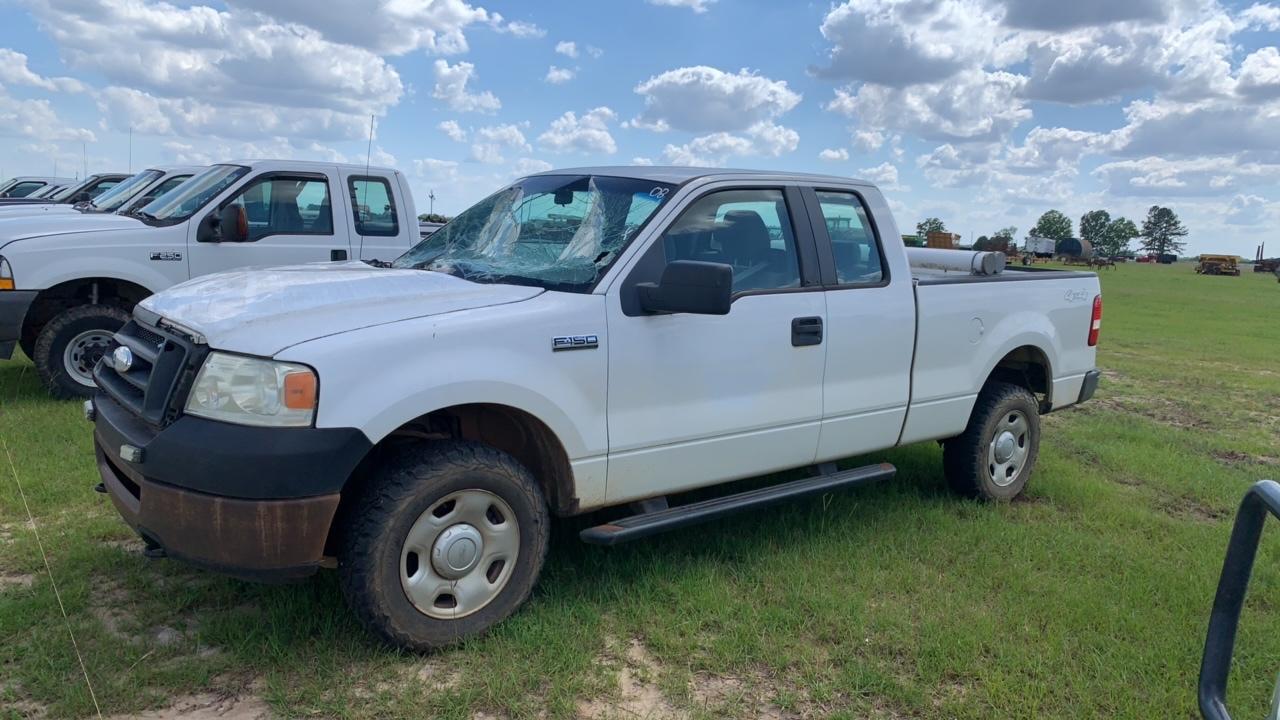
left=83, top=400, right=96, bottom=422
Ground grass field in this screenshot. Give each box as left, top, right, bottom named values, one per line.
left=2, top=261, right=1279, bottom=719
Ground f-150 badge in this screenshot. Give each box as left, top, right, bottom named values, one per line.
left=552, top=335, right=599, bottom=351
left=150, top=252, right=182, bottom=262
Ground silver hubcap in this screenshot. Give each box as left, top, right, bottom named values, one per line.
left=400, top=489, right=519, bottom=620
left=987, top=410, right=1030, bottom=487
left=63, top=330, right=114, bottom=387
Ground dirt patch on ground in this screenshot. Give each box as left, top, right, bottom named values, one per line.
left=1156, top=494, right=1229, bottom=523
left=1091, top=395, right=1208, bottom=430
left=417, top=659, right=463, bottom=692
left=104, top=689, right=271, bottom=719
left=0, top=572, right=35, bottom=590
left=1213, top=450, right=1280, bottom=468
left=90, top=576, right=206, bottom=650
left=577, top=638, right=681, bottom=720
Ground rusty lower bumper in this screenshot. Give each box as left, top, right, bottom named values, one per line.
left=95, top=439, right=340, bottom=581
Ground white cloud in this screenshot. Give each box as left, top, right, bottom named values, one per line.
left=414, top=158, right=461, bottom=183
left=495, top=19, right=545, bottom=38
left=816, top=0, right=1003, bottom=86
left=1238, top=47, right=1280, bottom=102
left=0, top=88, right=95, bottom=142
left=432, top=60, right=501, bottom=113
left=469, top=123, right=530, bottom=164
left=555, top=41, right=578, bottom=58
left=221, top=0, right=492, bottom=55
left=438, top=120, right=467, bottom=143
left=0, top=49, right=84, bottom=92
left=586, top=45, right=604, bottom=59
left=828, top=70, right=1030, bottom=144
left=1004, top=127, right=1109, bottom=174
left=97, top=86, right=367, bottom=141
left=1092, top=156, right=1280, bottom=197
left=509, top=158, right=553, bottom=177
left=538, top=107, right=617, bottom=154
left=646, top=0, right=716, bottom=12
left=819, top=148, right=850, bottom=162
left=1240, top=3, right=1280, bottom=31
left=853, top=130, right=885, bottom=152
left=1109, top=97, right=1280, bottom=159
left=545, top=66, right=576, bottom=84
left=858, top=161, right=900, bottom=187
left=659, top=122, right=799, bottom=166
left=1225, top=193, right=1269, bottom=226
left=994, top=0, right=1168, bottom=30
left=632, top=66, right=800, bottom=133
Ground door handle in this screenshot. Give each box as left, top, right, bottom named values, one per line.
left=791, top=316, right=823, bottom=347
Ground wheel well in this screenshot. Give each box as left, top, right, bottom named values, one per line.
left=988, top=346, right=1051, bottom=412
left=328, top=404, right=578, bottom=554
left=22, top=278, right=151, bottom=345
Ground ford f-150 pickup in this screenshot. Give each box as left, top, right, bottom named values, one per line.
left=87, top=166, right=1102, bottom=650
left=1, top=159, right=419, bottom=398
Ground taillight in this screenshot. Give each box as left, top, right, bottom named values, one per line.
left=1088, top=294, right=1102, bottom=346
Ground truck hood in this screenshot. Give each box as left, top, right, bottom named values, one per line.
left=139, top=261, right=545, bottom=356
left=0, top=212, right=143, bottom=246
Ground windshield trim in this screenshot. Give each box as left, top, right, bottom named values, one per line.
left=89, top=169, right=164, bottom=212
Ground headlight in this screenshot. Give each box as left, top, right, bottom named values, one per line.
left=0, top=256, right=13, bottom=290
left=185, top=352, right=317, bottom=427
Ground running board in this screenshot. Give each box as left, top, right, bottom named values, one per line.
left=580, top=462, right=896, bottom=546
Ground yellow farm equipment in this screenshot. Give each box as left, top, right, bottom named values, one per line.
left=1195, top=254, right=1242, bottom=276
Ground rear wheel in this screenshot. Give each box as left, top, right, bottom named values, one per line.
left=943, top=382, right=1040, bottom=501
left=32, top=304, right=130, bottom=400
left=339, top=441, right=549, bottom=651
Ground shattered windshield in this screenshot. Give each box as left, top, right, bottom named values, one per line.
left=393, top=174, right=674, bottom=291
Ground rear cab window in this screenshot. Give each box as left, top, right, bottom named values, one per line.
left=813, top=190, right=886, bottom=286
left=349, top=176, right=399, bottom=236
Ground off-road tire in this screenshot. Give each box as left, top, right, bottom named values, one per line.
left=32, top=304, right=130, bottom=400
left=942, top=382, right=1040, bottom=501
left=339, top=441, right=550, bottom=651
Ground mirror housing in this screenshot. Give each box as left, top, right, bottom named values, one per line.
left=637, top=260, right=733, bottom=315
left=73, top=191, right=91, bottom=204
left=197, top=205, right=248, bottom=243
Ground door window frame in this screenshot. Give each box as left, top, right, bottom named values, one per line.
left=347, top=174, right=399, bottom=237
left=214, top=171, right=335, bottom=242
left=798, top=186, right=892, bottom=290
left=618, top=184, right=823, bottom=317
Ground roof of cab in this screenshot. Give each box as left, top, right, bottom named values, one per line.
left=225, top=159, right=398, bottom=174
left=526, top=165, right=875, bottom=187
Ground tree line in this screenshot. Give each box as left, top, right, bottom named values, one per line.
left=917, top=206, right=1189, bottom=257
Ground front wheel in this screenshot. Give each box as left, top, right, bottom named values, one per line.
left=943, top=382, right=1041, bottom=501
left=339, top=441, right=549, bottom=651
left=32, top=304, right=130, bottom=400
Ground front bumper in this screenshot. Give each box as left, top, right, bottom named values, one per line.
left=91, top=394, right=372, bottom=581
left=0, top=290, right=37, bottom=359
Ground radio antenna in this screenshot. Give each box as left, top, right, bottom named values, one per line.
left=357, top=113, right=374, bottom=263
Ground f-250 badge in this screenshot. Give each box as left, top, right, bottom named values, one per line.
left=552, top=335, right=599, bottom=351
left=150, top=251, right=182, bottom=262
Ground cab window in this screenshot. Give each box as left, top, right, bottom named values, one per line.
left=227, top=176, right=333, bottom=240
left=350, top=177, right=399, bottom=237
left=815, top=191, right=885, bottom=285
left=4, top=181, right=46, bottom=198
left=660, top=188, right=801, bottom=293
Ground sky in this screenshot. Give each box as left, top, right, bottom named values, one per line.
left=0, top=0, right=1278, bottom=257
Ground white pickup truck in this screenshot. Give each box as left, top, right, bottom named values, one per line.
left=0, top=176, right=76, bottom=198
left=87, top=166, right=1102, bottom=650
left=0, top=167, right=197, bottom=219
left=0, top=173, right=129, bottom=209
left=1, top=159, right=419, bottom=397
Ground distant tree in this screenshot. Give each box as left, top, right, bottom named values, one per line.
left=1102, top=217, right=1139, bottom=257
left=993, top=226, right=1017, bottom=241
left=973, top=234, right=991, bottom=250
left=1030, top=210, right=1073, bottom=241
left=418, top=213, right=450, bottom=223
left=1139, top=206, right=1188, bottom=257
left=917, top=217, right=946, bottom=238
left=1079, top=210, right=1111, bottom=251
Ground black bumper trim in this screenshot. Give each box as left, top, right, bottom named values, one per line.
left=92, top=393, right=372, bottom=500
left=0, top=290, right=38, bottom=359
left=1078, top=369, right=1101, bottom=404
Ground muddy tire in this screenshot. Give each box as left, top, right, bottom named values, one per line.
left=32, top=304, right=130, bottom=400
left=943, top=382, right=1040, bottom=501
left=339, top=441, right=549, bottom=651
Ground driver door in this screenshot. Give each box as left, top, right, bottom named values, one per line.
left=187, top=172, right=351, bottom=277
left=604, top=185, right=827, bottom=503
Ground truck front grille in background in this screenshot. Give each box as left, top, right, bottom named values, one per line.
left=94, top=320, right=200, bottom=426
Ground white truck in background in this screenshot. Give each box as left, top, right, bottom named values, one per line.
left=1, top=159, right=420, bottom=397
left=0, top=176, right=76, bottom=198
left=87, top=166, right=1103, bottom=651
left=0, top=167, right=200, bottom=219
left=0, top=173, right=129, bottom=208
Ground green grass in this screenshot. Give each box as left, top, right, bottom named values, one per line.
left=2, top=261, right=1279, bottom=718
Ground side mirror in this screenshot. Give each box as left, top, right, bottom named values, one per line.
left=74, top=191, right=91, bottom=203
left=197, top=205, right=248, bottom=243
left=637, top=260, right=733, bottom=315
